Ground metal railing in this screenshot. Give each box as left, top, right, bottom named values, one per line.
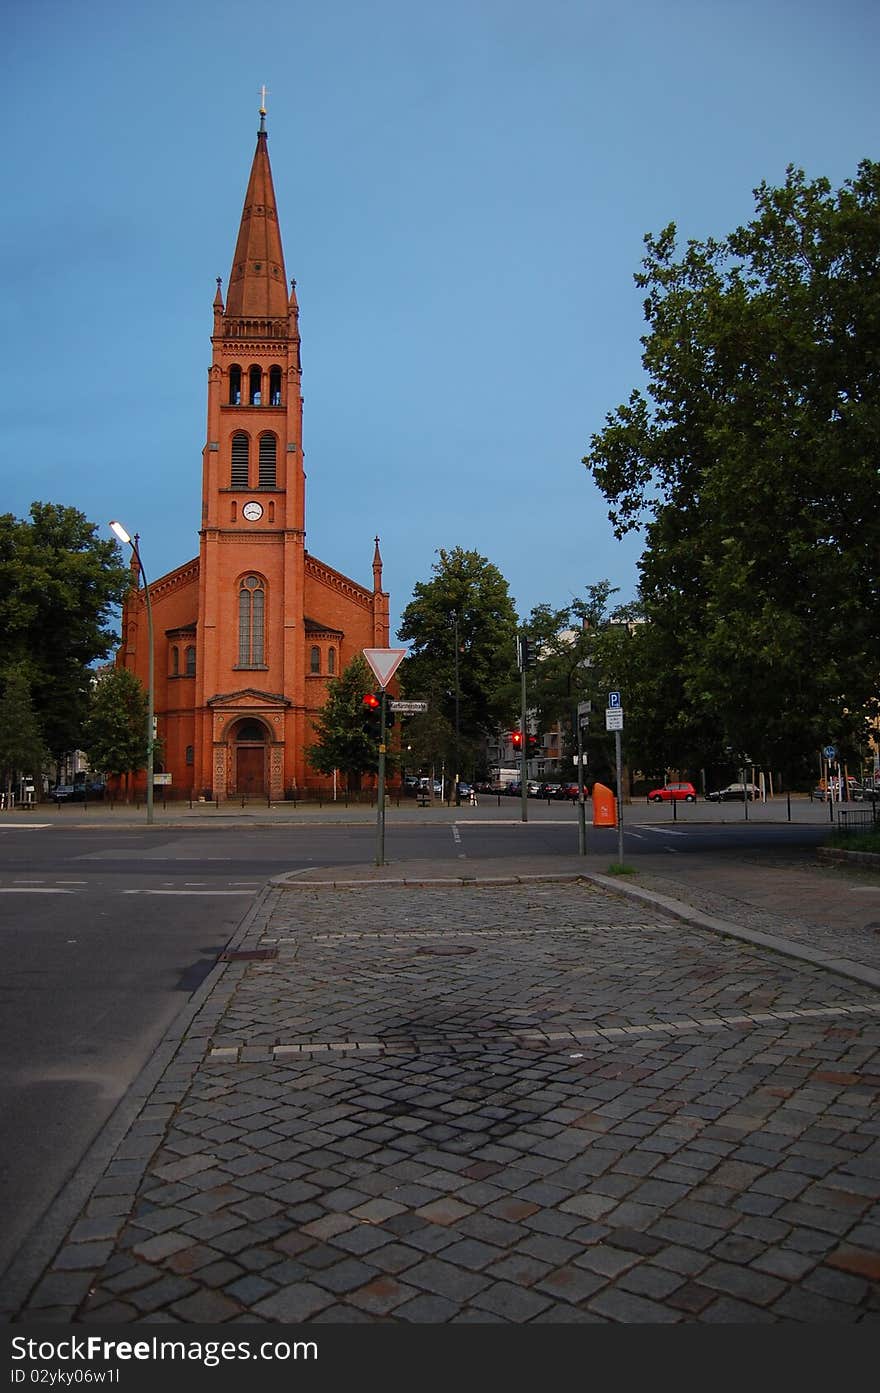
left=836, top=804, right=879, bottom=836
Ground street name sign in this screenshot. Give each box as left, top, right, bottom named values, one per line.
left=390, top=701, right=428, bottom=713
left=363, top=647, right=407, bottom=688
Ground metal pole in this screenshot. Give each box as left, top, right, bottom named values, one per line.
left=614, top=728, right=623, bottom=864
left=133, top=535, right=155, bottom=827
left=576, top=706, right=586, bottom=856
left=453, top=611, right=461, bottom=807
left=376, top=689, right=387, bottom=866
left=520, top=665, right=528, bottom=823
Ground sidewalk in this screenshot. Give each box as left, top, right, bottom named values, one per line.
left=2, top=849, right=879, bottom=1324
left=6, top=791, right=845, bottom=828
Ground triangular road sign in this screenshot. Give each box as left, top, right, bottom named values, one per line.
left=362, top=647, right=407, bottom=688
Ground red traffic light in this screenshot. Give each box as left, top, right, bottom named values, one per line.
left=511, top=731, right=523, bottom=748
left=362, top=693, right=381, bottom=711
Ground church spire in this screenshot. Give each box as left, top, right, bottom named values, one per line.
left=373, top=536, right=383, bottom=593
left=224, top=104, right=288, bottom=319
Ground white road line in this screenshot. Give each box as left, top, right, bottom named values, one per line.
left=0, top=887, right=74, bottom=894
left=632, top=824, right=688, bottom=836
left=0, top=825, right=51, bottom=831
left=122, top=889, right=256, bottom=896
left=451, top=826, right=462, bottom=845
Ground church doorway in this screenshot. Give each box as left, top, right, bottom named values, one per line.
left=232, top=718, right=268, bottom=796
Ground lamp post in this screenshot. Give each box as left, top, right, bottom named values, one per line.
left=110, top=521, right=154, bottom=824
left=451, top=609, right=461, bottom=807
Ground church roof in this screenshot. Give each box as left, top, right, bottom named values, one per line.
left=224, top=115, right=288, bottom=319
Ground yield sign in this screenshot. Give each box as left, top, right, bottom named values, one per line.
left=362, top=647, right=407, bottom=689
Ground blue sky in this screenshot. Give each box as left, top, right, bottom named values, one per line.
left=3, top=0, right=877, bottom=639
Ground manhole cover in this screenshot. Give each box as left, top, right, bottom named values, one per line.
left=220, top=947, right=278, bottom=961
left=416, top=945, right=476, bottom=957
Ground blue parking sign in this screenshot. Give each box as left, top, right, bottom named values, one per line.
left=608, top=691, right=621, bottom=708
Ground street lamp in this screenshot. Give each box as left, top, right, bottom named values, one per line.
left=451, top=609, right=461, bottom=806
left=109, top=521, right=154, bottom=825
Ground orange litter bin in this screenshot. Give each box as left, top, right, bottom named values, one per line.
left=592, top=782, right=617, bottom=827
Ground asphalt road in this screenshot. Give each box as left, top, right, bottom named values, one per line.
left=0, top=814, right=833, bottom=1282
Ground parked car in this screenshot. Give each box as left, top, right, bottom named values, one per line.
left=526, top=781, right=542, bottom=797
left=706, top=783, right=761, bottom=802
left=540, top=783, right=562, bottom=799
left=647, top=782, right=697, bottom=803
left=50, top=784, right=85, bottom=802
left=559, top=782, right=584, bottom=800
left=812, top=781, right=878, bottom=802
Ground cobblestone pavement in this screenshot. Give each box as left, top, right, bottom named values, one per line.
left=3, top=869, right=879, bottom=1325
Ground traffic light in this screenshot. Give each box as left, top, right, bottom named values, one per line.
left=526, top=733, right=539, bottom=757
left=362, top=691, right=395, bottom=730
left=511, top=731, right=523, bottom=750
left=362, top=692, right=381, bottom=731
left=517, top=635, right=536, bottom=671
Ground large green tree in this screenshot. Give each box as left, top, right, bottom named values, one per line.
left=0, top=504, right=131, bottom=759
left=306, top=655, right=390, bottom=792
left=397, top=547, right=520, bottom=775
left=81, top=667, right=149, bottom=795
left=0, top=665, right=46, bottom=798
left=584, top=160, right=880, bottom=773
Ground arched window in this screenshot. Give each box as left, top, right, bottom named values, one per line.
left=328, top=647, right=336, bottom=675
left=238, top=575, right=265, bottom=667
left=310, top=646, right=321, bottom=674
left=171, top=646, right=179, bottom=676
left=231, top=432, right=249, bottom=488
left=229, top=365, right=242, bottom=405
left=184, top=645, right=196, bottom=677
left=236, top=719, right=265, bottom=741
left=269, top=366, right=282, bottom=406
left=258, top=433, right=277, bottom=487
left=249, top=366, right=262, bottom=405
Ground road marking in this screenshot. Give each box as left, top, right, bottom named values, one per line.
left=0, top=887, right=74, bottom=894
left=122, top=889, right=256, bottom=896
left=632, top=824, right=688, bottom=836
left=0, top=824, right=51, bottom=831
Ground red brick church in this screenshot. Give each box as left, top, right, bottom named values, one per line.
left=116, top=110, right=390, bottom=798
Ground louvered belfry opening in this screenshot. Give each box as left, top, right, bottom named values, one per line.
left=231, top=432, right=249, bottom=487
left=258, top=433, right=277, bottom=486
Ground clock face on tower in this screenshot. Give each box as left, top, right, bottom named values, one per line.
left=242, top=501, right=263, bottom=522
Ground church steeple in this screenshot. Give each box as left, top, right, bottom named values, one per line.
left=224, top=109, right=288, bottom=319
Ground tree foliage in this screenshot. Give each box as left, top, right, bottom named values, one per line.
left=583, top=160, right=880, bottom=771
left=0, top=504, right=131, bottom=758
left=397, top=548, right=520, bottom=769
left=81, top=667, right=149, bottom=785
left=0, top=665, right=46, bottom=794
left=525, top=584, right=648, bottom=782
left=306, top=655, right=391, bottom=791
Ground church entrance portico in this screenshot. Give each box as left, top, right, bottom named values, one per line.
left=209, top=692, right=289, bottom=801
